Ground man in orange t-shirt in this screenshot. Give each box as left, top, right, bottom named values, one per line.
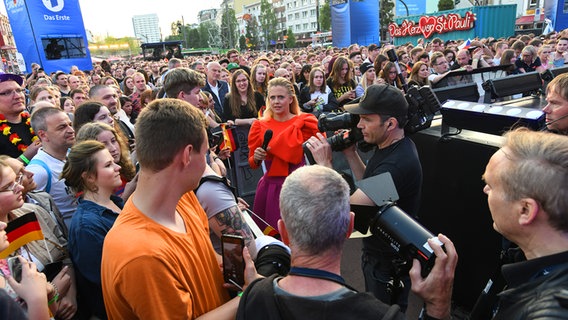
left=101, top=98, right=255, bottom=319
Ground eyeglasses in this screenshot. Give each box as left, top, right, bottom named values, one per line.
left=0, top=89, right=25, bottom=97
left=0, top=173, right=23, bottom=194
left=436, top=61, right=448, bottom=66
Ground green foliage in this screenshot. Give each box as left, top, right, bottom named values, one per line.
left=245, top=17, right=260, bottom=50
left=89, top=36, right=139, bottom=57
left=259, top=0, right=278, bottom=48
left=198, top=21, right=220, bottom=48
left=164, top=34, right=181, bottom=42
left=239, top=35, right=247, bottom=50
left=198, top=23, right=209, bottom=48
left=320, top=1, right=331, bottom=32
left=380, top=0, right=395, bottom=41
left=438, top=0, right=454, bottom=11
left=167, top=20, right=205, bottom=49
left=167, top=26, right=201, bottom=49
left=221, top=7, right=238, bottom=49
left=285, top=28, right=296, bottom=48
left=187, top=28, right=201, bottom=49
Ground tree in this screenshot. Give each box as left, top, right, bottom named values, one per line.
left=165, top=34, right=180, bottom=42
left=187, top=28, right=201, bottom=49
left=259, top=0, right=278, bottom=49
left=206, top=21, right=222, bottom=48
left=220, top=7, right=238, bottom=49
left=285, top=28, right=296, bottom=48
left=245, top=17, right=260, bottom=50
left=438, top=0, right=454, bottom=11
left=89, top=36, right=139, bottom=58
left=198, top=23, right=210, bottom=48
left=319, top=1, right=331, bottom=32
left=197, top=21, right=220, bottom=48
left=380, top=0, right=395, bottom=42
left=239, top=35, right=247, bottom=50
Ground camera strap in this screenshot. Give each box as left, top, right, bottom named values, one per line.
left=288, top=267, right=357, bottom=292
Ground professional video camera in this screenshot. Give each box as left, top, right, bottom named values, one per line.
left=317, top=112, right=369, bottom=151
left=303, top=85, right=441, bottom=163
left=405, top=85, right=442, bottom=133
left=352, top=173, right=443, bottom=277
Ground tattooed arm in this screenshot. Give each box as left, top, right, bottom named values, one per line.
left=208, top=205, right=257, bottom=256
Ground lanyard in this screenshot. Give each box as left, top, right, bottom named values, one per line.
left=288, top=267, right=357, bottom=291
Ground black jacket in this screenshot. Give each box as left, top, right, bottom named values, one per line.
left=237, top=274, right=404, bottom=320
left=492, top=251, right=568, bottom=319
left=202, top=80, right=229, bottom=117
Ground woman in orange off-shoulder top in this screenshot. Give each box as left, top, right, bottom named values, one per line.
left=248, top=77, right=319, bottom=229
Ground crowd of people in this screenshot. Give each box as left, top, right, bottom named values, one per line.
left=0, top=26, right=567, bottom=319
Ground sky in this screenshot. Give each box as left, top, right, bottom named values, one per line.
left=0, top=0, right=223, bottom=39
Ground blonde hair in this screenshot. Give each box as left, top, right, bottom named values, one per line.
left=263, top=77, right=300, bottom=120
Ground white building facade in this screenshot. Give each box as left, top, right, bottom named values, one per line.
left=132, top=14, right=161, bottom=43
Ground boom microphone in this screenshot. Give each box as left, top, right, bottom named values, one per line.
left=261, top=129, right=273, bottom=150
left=545, top=112, right=568, bottom=126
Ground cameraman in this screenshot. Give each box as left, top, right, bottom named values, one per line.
left=306, top=84, right=422, bottom=310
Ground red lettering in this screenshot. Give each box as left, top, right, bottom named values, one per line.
left=390, top=11, right=475, bottom=38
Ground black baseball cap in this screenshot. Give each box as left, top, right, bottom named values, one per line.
left=345, top=84, right=408, bottom=117
left=368, top=44, right=380, bottom=51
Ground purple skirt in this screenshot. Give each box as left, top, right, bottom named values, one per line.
left=252, top=160, right=304, bottom=230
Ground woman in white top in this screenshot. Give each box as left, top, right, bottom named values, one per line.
left=299, top=67, right=339, bottom=116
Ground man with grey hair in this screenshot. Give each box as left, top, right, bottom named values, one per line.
left=168, top=57, right=182, bottom=70
left=306, top=84, right=423, bottom=309
left=191, top=60, right=206, bottom=74
left=90, top=84, right=134, bottom=140
left=480, top=129, right=568, bottom=318
left=158, top=58, right=183, bottom=87
left=237, top=165, right=457, bottom=320
left=28, top=107, right=77, bottom=227
left=202, top=61, right=229, bottom=118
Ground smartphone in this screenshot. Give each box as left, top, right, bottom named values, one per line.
left=221, top=234, right=245, bottom=288
left=7, top=257, right=22, bottom=282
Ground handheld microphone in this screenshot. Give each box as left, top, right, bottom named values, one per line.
left=261, top=129, right=273, bottom=151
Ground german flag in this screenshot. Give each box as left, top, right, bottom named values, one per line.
left=263, top=225, right=280, bottom=240
left=219, top=124, right=238, bottom=152
left=257, top=105, right=266, bottom=119
left=0, top=212, right=44, bottom=259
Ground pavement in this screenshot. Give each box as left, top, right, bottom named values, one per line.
left=341, top=236, right=423, bottom=319
left=341, top=236, right=469, bottom=319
